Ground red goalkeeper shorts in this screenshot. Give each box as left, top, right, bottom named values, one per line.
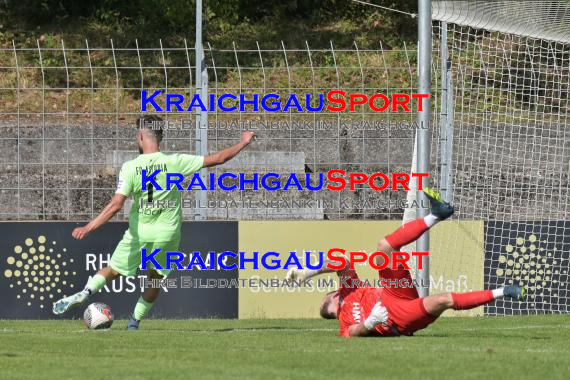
left=377, top=267, right=437, bottom=335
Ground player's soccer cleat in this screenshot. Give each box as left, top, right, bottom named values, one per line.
left=52, top=290, right=89, bottom=315
left=423, top=187, right=454, bottom=220
left=127, top=317, right=140, bottom=331
left=503, top=285, right=526, bottom=301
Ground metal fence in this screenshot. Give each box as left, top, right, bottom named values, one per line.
left=0, top=41, right=432, bottom=221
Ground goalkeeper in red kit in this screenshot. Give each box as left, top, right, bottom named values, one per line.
left=286, top=188, right=526, bottom=337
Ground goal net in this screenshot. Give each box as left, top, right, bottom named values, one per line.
left=414, top=0, right=570, bottom=315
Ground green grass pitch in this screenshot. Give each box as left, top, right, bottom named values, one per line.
left=1, top=315, right=569, bottom=380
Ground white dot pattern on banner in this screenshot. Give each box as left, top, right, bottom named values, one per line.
left=3, top=235, right=77, bottom=309
left=497, top=233, right=564, bottom=306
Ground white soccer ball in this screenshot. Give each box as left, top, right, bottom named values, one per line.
left=83, top=302, right=114, bottom=330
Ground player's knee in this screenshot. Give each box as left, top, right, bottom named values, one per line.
left=439, top=293, right=454, bottom=308
left=149, top=269, right=164, bottom=280
left=105, top=267, right=121, bottom=279
left=375, top=239, right=394, bottom=268
left=377, top=238, right=392, bottom=253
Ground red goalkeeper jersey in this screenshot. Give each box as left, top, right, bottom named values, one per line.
left=337, top=269, right=436, bottom=337
left=337, top=273, right=394, bottom=337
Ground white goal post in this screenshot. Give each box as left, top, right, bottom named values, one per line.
left=408, top=0, right=570, bottom=315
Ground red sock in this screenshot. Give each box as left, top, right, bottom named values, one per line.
left=385, top=218, right=429, bottom=250
left=451, top=290, right=494, bottom=310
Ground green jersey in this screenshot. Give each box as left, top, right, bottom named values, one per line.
left=115, top=152, right=204, bottom=242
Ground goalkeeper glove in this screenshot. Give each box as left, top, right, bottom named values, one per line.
left=286, top=268, right=304, bottom=283
left=363, top=301, right=389, bottom=331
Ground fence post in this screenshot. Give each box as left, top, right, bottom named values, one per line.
left=195, top=0, right=208, bottom=220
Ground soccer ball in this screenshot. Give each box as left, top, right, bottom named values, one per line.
left=83, top=302, right=114, bottom=330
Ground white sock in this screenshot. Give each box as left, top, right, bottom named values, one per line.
left=423, top=214, right=440, bottom=228
left=492, top=288, right=504, bottom=299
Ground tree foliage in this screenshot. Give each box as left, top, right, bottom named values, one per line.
left=7, top=0, right=415, bottom=32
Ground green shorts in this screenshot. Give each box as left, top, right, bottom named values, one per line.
left=110, top=231, right=181, bottom=277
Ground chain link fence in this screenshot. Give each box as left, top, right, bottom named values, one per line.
left=0, top=41, right=437, bottom=221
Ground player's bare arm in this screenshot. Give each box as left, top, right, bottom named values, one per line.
left=72, top=194, right=127, bottom=240
left=203, top=131, right=255, bottom=168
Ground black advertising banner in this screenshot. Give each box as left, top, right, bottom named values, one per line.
left=484, top=221, right=570, bottom=315
left=0, top=221, right=239, bottom=319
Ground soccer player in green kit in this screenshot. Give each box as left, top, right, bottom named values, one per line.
left=52, top=115, right=255, bottom=329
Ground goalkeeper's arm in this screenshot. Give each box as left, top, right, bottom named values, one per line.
left=286, top=256, right=354, bottom=283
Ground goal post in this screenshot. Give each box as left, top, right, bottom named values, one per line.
left=410, top=0, right=570, bottom=314
left=415, top=0, right=433, bottom=298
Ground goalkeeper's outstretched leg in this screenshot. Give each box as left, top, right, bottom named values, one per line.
left=422, top=285, right=525, bottom=317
